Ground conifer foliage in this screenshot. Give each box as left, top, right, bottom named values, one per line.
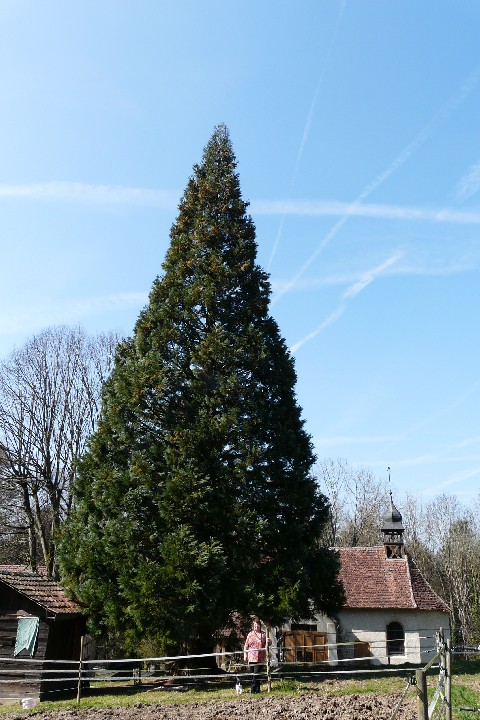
left=60, top=125, right=343, bottom=652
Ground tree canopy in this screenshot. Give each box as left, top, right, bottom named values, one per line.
left=59, top=125, right=343, bottom=653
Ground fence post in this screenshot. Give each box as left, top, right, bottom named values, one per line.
left=446, top=637, right=452, bottom=720
left=266, top=626, right=271, bottom=693
left=76, top=635, right=84, bottom=706
left=416, top=668, right=428, bottom=720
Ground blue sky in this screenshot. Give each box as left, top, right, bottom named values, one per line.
left=1, top=1, right=480, bottom=503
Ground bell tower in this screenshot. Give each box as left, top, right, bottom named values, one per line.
left=381, top=491, right=405, bottom=558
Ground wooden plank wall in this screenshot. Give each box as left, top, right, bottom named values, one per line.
left=0, top=583, right=85, bottom=702
left=0, top=610, right=49, bottom=702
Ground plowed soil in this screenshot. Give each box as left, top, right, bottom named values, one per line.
left=4, top=692, right=417, bottom=719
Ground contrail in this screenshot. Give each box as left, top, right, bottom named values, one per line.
left=290, top=306, right=346, bottom=354
left=374, top=380, right=480, bottom=458
left=0, top=181, right=179, bottom=208
left=251, top=199, right=480, bottom=225
left=273, top=63, right=480, bottom=306
left=291, top=0, right=347, bottom=186
left=456, top=160, right=480, bottom=201
left=342, top=252, right=403, bottom=300
left=289, top=252, right=402, bottom=353
left=0, top=292, right=148, bottom=336
left=267, top=0, right=347, bottom=271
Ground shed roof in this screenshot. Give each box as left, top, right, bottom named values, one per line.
left=337, top=547, right=449, bottom=613
left=0, top=566, right=82, bottom=617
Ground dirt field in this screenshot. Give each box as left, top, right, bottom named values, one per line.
left=3, top=692, right=418, bottom=720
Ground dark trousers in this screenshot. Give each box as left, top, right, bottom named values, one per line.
left=249, top=663, right=261, bottom=693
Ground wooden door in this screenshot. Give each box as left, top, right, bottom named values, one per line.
left=283, top=631, right=327, bottom=663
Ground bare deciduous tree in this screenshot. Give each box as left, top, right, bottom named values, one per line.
left=0, top=326, right=118, bottom=576
left=421, top=493, right=480, bottom=645
left=316, top=458, right=388, bottom=547
left=316, top=458, right=351, bottom=546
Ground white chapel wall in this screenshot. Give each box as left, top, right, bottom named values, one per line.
left=336, top=609, right=450, bottom=665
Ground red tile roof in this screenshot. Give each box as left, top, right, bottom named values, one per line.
left=337, top=547, right=450, bottom=613
left=0, top=566, right=82, bottom=617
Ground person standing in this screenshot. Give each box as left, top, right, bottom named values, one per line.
left=243, top=618, right=270, bottom=694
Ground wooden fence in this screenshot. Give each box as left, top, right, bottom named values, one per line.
left=0, top=630, right=453, bottom=714
left=415, top=628, right=451, bottom=720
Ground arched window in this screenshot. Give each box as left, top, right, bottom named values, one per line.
left=386, top=621, right=404, bottom=656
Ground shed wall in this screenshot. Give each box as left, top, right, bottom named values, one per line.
left=0, top=582, right=84, bottom=703
left=0, top=610, right=49, bottom=703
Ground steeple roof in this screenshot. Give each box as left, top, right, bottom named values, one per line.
left=381, top=492, right=404, bottom=532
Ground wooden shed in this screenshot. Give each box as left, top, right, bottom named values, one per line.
left=0, top=565, right=85, bottom=704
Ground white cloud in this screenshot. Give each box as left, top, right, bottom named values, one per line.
left=372, top=453, right=467, bottom=469
left=0, top=292, right=148, bottom=337
left=456, top=161, right=480, bottom=201
left=434, top=467, right=480, bottom=490
left=315, top=435, right=399, bottom=447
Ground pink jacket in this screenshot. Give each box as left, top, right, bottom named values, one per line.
left=243, top=630, right=267, bottom=663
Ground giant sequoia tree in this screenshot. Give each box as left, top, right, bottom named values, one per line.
left=60, top=125, right=343, bottom=653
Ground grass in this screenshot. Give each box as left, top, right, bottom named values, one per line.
left=451, top=658, right=480, bottom=719
left=0, top=660, right=479, bottom=717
